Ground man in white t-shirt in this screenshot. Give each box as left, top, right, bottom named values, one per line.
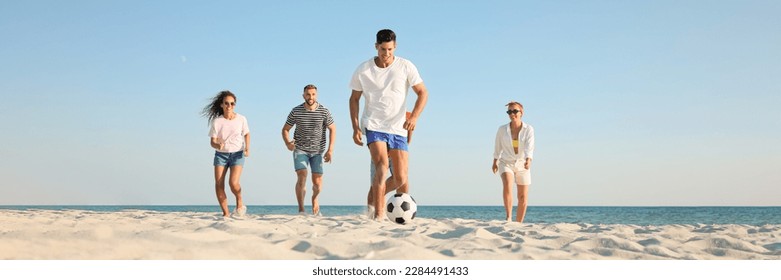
left=349, top=29, right=429, bottom=220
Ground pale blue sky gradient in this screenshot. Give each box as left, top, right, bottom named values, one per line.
left=1, top=1, right=779, bottom=206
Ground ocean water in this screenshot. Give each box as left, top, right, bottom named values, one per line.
left=2, top=205, right=780, bottom=226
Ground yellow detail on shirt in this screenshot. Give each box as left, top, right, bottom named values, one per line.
left=512, top=140, right=519, bottom=148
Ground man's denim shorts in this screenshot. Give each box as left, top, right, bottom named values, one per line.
left=293, top=150, right=324, bottom=174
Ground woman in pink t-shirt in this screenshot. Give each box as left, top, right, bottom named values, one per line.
left=202, top=90, right=251, bottom=218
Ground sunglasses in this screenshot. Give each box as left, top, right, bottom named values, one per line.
left=506, top=109, right=521, bottom=115
left=223, top=102, right=235, bottom=106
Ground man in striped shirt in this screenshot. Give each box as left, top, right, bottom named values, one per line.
left=282, top=84, right=336, bottom=216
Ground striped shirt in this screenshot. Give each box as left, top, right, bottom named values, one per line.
left=285, top=103, right=334, bottom=154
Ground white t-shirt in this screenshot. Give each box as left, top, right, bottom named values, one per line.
left=209, top=113, right=250, bottom=153
left=350, top=56, right=423, bottom=136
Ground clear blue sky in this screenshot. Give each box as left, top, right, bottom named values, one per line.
left=1, top=1, right=779, bottom=206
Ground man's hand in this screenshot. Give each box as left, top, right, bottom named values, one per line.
left=352, top=129, right=364, bottom=146
left=324, top=150, right=333, bottom=163
left=403, top=116, right=417, bottom=131
left=285, top=140, right=295, bottom=151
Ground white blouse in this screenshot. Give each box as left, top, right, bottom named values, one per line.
left=493, top=122, right=535, bottom=164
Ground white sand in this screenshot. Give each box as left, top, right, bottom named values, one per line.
left=1, top=209, right=779, bottom=260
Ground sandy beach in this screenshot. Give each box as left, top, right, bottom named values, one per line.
left=1, top=209, right=779, bottom=260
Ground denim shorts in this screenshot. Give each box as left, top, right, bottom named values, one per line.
left=293, top=150, right=324, bottom=174
left=214, top=150, right=245, bottom=167
left=366, top=130, right=408, bottom=151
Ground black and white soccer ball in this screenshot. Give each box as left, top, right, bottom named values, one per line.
left=386, top=193, right=417, bottom=224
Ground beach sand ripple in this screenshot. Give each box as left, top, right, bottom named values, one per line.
left=1, top=210, right=779, bottom=260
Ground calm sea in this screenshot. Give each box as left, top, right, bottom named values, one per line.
left=2, top=205, right=780, bottom=225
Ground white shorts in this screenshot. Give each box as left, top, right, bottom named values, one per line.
left=498, top=160, right=531, bottom=185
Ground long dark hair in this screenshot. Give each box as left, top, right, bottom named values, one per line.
left=202, top=90, right=236, bottom=124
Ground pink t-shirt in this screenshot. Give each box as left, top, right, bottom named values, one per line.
left=209, top=113, right=250, bottom=153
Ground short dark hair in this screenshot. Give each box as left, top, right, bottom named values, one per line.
left=376, top=29, right=396, bottom=44
left=303, top=84, right=317, bottom=92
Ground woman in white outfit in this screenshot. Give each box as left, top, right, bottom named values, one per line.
left=492, top=101, right=535, bottom=223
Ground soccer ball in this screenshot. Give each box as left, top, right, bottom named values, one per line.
left=386, top=193, right=417, bottom=224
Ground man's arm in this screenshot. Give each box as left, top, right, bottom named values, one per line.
left=406, top=111, right=413, bottom=144
left=324, top=123, right=336, bottom=162
left=349, top=90, right=364, bottom=146
left=281, top=124, right=295, bottom=151
left=404, top=83, right=428, bottom=131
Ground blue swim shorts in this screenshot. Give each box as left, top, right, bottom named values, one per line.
left=293, top=150, right=324, bottom=174
left=366, top=130, right=408, bottom=151
left=214, top=150, right=245, bottom=167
